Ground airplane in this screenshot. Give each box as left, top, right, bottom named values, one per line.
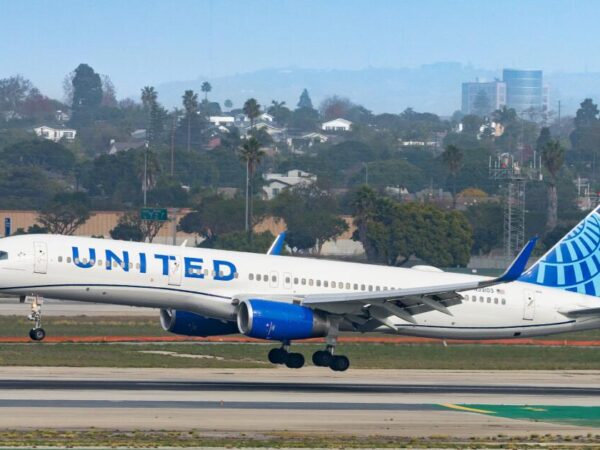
left=1, top=206, right=600, bottom=372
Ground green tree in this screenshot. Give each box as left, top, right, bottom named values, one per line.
left=70, top=64, right=103, bottom=127
left=201, top=81, right=212, bottom=102
left=140, top=86, right=166, bottom=145
left=239, top=137, right=265, bottom=237
left=141, top=86, right=157, bottom=110
left=271, top=185, right=348, bottom=254
left=442, top=144, right=464, bottom=208
left=350, top=187, right=472, bottom=267
left=0, top=75, right=34, bottom=112
left=243, top=98, right=261, bottom=129
left=536, top=126, right=552, bottom=153
left=201, top=230, right=275, bottom=253
left=38, top=192, right=91, bottom=235
left=569, top=98, right=600, bottom=178
left=110, top=212, right=145, bottom=242
left=297, top=88, right=313, bottom=109
left=224, top=99, right=233, bottom=110
left=182, top=90, right=199, bottom=151
left=465, top=202, right=503, bottom=254
left=542, top=139, right=565, bottom=232
left=267, top=100, right=291, bottom=125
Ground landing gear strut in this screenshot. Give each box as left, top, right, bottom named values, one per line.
left=267, top=342, right=305, bottom=369
left=27, top=296, right=45, bottom=341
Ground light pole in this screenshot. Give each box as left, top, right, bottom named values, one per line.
left=245, top=159, right=250, bottom=232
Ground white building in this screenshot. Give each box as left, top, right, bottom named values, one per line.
left=209, top=116, right=235, bottom=127
left=34, top=126, right=76, bottom=142
left=262, top=169, right=317, bottom=200
left=321, top=118, right=352, bottom=132
left=260, top=112, right=274, bottom=122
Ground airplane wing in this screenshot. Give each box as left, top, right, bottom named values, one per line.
left=299, top=237, right=537, bottom=328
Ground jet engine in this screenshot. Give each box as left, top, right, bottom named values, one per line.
left=160, top=309, right=238, bottom=337
left=236, top=299, right=330, bottom=341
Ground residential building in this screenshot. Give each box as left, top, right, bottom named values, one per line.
left=461, top=80, right=506, bottom=115
left=262, top=169, right=317, bottom=200
left=108, top=139, right=145, bottom=155
left=33, top=125, right=76, bottom=142
left=286, top=131, right=329, bottom=152
left=209, top=116, right=235, bottom=127
left=260, top=112, right=274, bottom=122
left=321, top=118, right=352, bottom=132
left=502, top=69, right=547, bottom=115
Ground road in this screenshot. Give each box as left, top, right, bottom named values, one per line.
left=1, top=367, right=599, bottom=437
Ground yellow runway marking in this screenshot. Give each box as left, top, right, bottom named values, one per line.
left=440, top=403, right=494, bottom=414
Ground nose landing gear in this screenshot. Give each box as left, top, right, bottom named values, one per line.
left=27, top=296, right=45, bottom=341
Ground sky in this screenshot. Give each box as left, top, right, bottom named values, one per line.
left=0, top=0, right=598, bottom=101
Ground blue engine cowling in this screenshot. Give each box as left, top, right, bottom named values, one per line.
left=236, top=299, right=330, bottom=341
left=160, top=309, right=239, bottom=337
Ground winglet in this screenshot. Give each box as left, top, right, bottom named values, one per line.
left=496, top=237, right=538, bottom=282
left=267, top=232, right=286, bottom=256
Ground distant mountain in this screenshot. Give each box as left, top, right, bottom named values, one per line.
left=153, top=63, right=600, bottom=116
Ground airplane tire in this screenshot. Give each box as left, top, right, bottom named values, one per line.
left=312, top=350, right=332, bottom=367
left=29, top=328, right=45, bottom=341
left=285, top=352, right=305, bottom=369
left=330, top=355, right=350, bottom=372
left=268, top=348, right=287, bottom=364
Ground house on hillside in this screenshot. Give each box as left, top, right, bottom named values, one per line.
left=262, top=169, right=317, bottom=200
left=34, top=125, right=76, bottom=142
left=321, top=118, right=352, bottom=132
left=209, top=116, right=235, bottom=127
left=108, top=139, right=145, bottom=155
left=287, top=131, right=329, bottom=152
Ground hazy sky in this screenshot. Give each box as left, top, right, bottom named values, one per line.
left=1, top=0, right=597, bottom=100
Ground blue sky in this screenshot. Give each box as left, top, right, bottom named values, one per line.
left=0, top=0, right=597, bottom=100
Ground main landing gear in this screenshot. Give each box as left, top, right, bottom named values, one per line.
left=267, top=343, right=350, bottom=372
left=27, top=296, right=46, bottom=341
left=268, top=343, right=305, bottom=369
left=312, top=345, right=350, bottom=372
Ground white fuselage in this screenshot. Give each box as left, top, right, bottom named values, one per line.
left=1, top=234, right=599, bottom=339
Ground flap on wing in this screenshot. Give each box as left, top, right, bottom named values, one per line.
left=558, top=307, right=600, bottom=318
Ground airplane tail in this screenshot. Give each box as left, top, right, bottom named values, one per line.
left=519, top=206, right=600, bottom=296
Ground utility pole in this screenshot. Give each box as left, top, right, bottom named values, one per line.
left=170, top=112, right=176, bottom=177
left=557, top=100, right=562, bottom=138
left=143, top=141, right=148, bottom=207
left=245, top=159, right=250, bottom=232
left=364, top=163, right=369, bottom=185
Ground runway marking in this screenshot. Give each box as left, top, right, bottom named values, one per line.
left=440, top=403, right=494, bottom=414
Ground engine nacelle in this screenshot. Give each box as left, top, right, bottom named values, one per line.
left=236, top=299, right=330, bottom=341
left=160, top=309, right=238, bottom=337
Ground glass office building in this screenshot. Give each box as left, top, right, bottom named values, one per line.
left=502, top=69, right=544, bottom=114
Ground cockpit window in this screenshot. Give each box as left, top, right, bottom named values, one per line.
left=0, top=251, right=7, bottom=260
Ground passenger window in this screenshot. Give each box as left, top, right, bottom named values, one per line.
left=479, top=297, right=484, bottom=303
left=256, top=274, right=261, bottom=281
left=316, top=280, right=321, bottom=287
left=285, top=277, right=291, bottom=284
left=67, top=257, right=72, bottom=263
left=487, top=297, right=491, bottom=303
left=136, top=263, right=140, bottom=270
left=264, top=274, right=268, bottom=282
left=249, top=273, right=254, bottom=280
left=98, top=260, right=103, bottom=266
left=271, top=275, right=276, bottom=282
left=472, top=296, right=476, bottom=302
left=376, top=286, right=381, bottom=291
left=234, top=272, right=239, bottom=279
left=331, top=281, right=336, bottom=288
left=301, top=278, right=306, bottom=285
left=57, top=256, right=63, bottom=263
left=294, top=277, right=299, bottom=284
left=309, top=279, right=314, bottom=286
left=383, top=286, right=388, bottom=291
left=502, top=299, right=506, bottom=305
left=324, top=280, right=328, bottom=287
left=494, top=298, right=498, bottom=304
left=345, top=282, right=350, bottom=289
left=368, top=285, right=373, bottom=291
left=74, top=258, right=80, bottom=264
left=361, top=284, right=365, bottom=291
left=353, top=283, right=358, bottom=290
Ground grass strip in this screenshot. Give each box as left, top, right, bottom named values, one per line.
left=0, top=429, right=600, bottom=449
left=2, top=342, right=600, bottom=369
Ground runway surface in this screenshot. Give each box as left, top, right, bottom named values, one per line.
left=1, top=367, right=599, bottom=437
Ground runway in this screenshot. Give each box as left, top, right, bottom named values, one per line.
left=1, top=367, right=599, bottom=437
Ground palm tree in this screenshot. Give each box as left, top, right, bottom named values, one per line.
left=442, top=144, right=464, bottom=208
left=201, top=81, right=212, bottom=102
left=243, top=98, right=261, bottom=130
left=141, top=86, right=157, bottom=110
left=542, top=139, right=565, bottom=232
left=224, top=99, right=233, bottom=110
left=239, top=137, right=265, bottom=238
left=182, top=90, right=199, bottom=152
